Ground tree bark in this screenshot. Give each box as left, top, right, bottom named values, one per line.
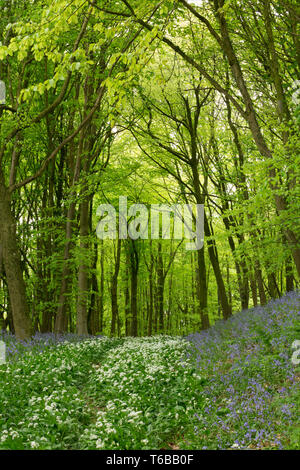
left=76, top=196, right=90, bottom=336
left=204, top=211, right=232, bottom=320
left=0, top=180, right=31, bottom=339
left=147, top=241, right=154, bottom=336
left=156, top=240, right=165, bottom=333
left=111, top=237, right=121, bottom=336
left=130, top=240, right=139, bottom=336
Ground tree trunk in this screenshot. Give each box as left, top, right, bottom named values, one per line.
left=190, top=159, right=209, bottom=328
left=147, top=242, right=154, bottom=336
left=99, top=239, right=104, bottom=333
left=88, top=241, right=100, bottom=335
left=111, top=237, right=121, bottom=336
left=204, top=212, right=232, bottom=319
left=76, top=196, right=90, bottom=335
left=196, top=247, right=210, bottom=328
left=130, top=240, right=139, bottom=336
left=254, top=260, right=267, bottom=306
left=0, top=180, right=31, bottom=339
left=286, top=257, right=294, bottom=293
left=54, top=200, right=76, bottom=333
left=156, top=240, right=165, bottom=333
left=250, top=274, right=258, bottom=307
left=125, top=264, right=131, bottom=336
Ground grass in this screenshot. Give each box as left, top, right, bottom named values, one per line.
left=0, top=291, right=299, bottom=450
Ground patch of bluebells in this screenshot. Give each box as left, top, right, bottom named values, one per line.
left=0, top=331, right=101, bottom=361
left=184, top=291, right=300, bottom=449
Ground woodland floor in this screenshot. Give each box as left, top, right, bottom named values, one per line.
left=0, top=291, right=299, bottom=450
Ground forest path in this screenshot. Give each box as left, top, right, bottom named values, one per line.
left=76, top=336, right=201, bottom=450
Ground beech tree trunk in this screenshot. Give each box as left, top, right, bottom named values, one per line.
left=156, top=240, right=165, bottom=333
left=111, top=237, right=121, bottom=336
left=204, top=211, right=232, bottom=320
left=0, top=180, right=31, bottom=339
left=286, top=257, right=294, bottom=293
left=130, top=240, right=139, bottom=337
left=54, top=200, right=76, bottom=333
left=76, top=196, right=90, bottom=335
left=125, top=264, right=131, bottom=336
left=147, top=242, right=154, bottom=336
left=250, top=274, right=258, bottom=307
